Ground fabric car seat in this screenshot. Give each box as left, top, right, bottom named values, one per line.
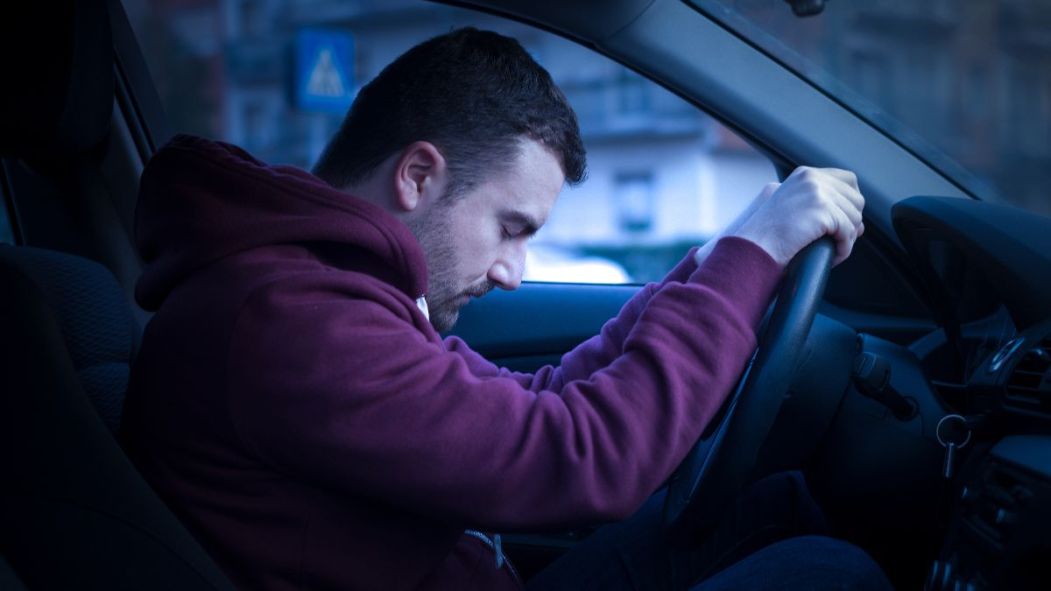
left=0, top=246, right=138, bottom=433
left=0, top=1, right=234, bottom=588
left=0, top=250, right=235, bottom=590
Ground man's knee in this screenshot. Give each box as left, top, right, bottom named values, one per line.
left=780, top=535, right=890, bottom=589
left=694, top=535, right=892, bottom=591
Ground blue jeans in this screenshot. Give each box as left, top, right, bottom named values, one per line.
left=526, top=472, right=892, bottom=591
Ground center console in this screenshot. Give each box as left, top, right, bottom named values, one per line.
left=927, top=435, right=1051, bottom=590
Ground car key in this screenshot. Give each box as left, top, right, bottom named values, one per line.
left=936, top=414, right=971, bottom=479
left=942, top=442, right=957, bottom=480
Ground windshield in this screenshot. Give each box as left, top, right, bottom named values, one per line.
left=692, top=0, right=1051, bottom=217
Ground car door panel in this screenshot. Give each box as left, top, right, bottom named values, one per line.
left=448, top=282, right=639, bottom=372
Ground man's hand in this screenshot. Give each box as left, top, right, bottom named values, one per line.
left=731, top=166, right=865, bottom=267
left=692, top=181, right=778, bottom=266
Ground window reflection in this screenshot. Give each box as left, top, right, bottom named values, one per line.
left=702, top=0, right=1051, bottom=216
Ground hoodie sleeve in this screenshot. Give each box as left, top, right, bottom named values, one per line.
left=226, top=237, right=781, bottom=530
left=443, top=246, right=704, bottom=392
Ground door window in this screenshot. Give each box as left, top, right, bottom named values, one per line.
left=128, top=0, right=776, bottom=284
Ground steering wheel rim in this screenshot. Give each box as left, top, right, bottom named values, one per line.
left=662, top=237, right=836, bottom=540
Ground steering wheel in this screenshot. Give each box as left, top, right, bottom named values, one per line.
left=663, top=237, right=836, bottom=540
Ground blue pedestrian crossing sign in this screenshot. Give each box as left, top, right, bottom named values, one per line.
left=294, top=29, right=355, bottom=113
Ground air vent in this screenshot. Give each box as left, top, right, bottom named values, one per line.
left=1005, top=337, right=1051, bottom=413
left=990, top=337, right=1025, bottom=372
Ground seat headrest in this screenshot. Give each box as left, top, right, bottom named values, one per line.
left=0, top=1, right=114, bottom=162
left=0, top=245, right=137, bottom=432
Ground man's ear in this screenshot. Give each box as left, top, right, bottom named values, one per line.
left=392, top=141, right=448, bottom=213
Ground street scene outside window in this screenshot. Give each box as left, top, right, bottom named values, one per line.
left=701, top=0, right=1051, bottom=217
left=124, top=0, right=777, bottom=284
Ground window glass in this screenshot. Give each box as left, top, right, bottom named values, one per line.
left=126, top=0, right=776, bottom=284
left=693, top=0, right=1051, bottom=217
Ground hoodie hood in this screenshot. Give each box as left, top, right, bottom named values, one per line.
left=134, top=135, right=427, bottom=310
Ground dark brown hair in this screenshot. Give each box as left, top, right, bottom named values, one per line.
left=313, top=27, right=586, bottom=196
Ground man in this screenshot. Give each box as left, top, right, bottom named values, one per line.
left=121, top=28, right=884, bottom=590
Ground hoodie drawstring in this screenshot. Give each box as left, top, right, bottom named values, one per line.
left=464, top=530, right=518, bottom=582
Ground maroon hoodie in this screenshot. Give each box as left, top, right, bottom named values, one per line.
left=121, top=135, right=783, bottom=590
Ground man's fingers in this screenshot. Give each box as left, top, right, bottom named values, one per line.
left=819, top=167, right=859, bottom=192
left=831, top=190, right=864, bottom=228
left=789, top=166, right=865, bottom=211
left=811, top=170, right=864, bottom=213
left=809, top=171, right=864, bottom=231
left=825, top=174, right=865, bottom=212
left=795, top=165, right=859, bottom=192
left=758, top=182, right=780, bottom=201
left=826, top=205, right=858, bottom=266
left=735, top=168, right=865, bottom=267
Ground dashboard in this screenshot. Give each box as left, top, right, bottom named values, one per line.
left=893, top=196, right=1051, bottom=424
left=890, top=196, right=1051, bottom=590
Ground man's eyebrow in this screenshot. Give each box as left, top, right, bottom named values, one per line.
left=499, top=210, right=543, bottom=236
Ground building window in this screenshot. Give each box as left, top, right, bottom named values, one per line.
left=240, top=0, right=267, bottom=38
left=1012, top=60, right=1043, bottom=156
left=614, top=172, right=655, bottom=234
left=243, top=100, right=267, bottom=149
left=851, top=51, right=892, bottom=112
left=963, top=63, right=988, bottom=120
left=617, top=71, right=650, bottom=115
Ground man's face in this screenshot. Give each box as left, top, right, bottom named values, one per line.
left=408, top=140, right=564, bottom=331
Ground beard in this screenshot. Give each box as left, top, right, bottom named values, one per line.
left=407, top=201, right=494, bottom=332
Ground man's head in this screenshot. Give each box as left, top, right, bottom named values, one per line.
left=314, top=28, right=586, bottom=330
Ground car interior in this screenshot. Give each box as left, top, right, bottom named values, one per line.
left=1, top=1, right=1049, bottom=590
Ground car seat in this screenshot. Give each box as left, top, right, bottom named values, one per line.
left=0, top=1, right=234, bottom=588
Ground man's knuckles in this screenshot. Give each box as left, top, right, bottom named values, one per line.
left=825, top=168, right=859, bottom=190
left=788, top=166, right=862, bottom=199
left=759, top=182, right=780, bottom=199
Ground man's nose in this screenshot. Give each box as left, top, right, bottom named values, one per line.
left=488, top=245, right=526, bottom=291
